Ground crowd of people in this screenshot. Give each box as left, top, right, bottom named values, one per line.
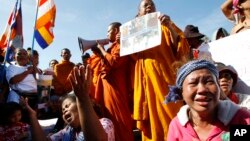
left=0, top=0, right=250, bottom=140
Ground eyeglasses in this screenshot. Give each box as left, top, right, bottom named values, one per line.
left=219, top=72, right=232, bottom=80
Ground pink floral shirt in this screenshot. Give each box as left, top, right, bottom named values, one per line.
left=0, top=122, right=30, bottom=141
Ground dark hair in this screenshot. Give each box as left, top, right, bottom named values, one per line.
left=27, top=47, right=39, bottom=56
left=61, top=48, right=71, bottom=53
left=0, top=55, right=4, bottom=63
left=50, top=59, right=59, bottom=64
left=109, top=22, right=122, bottom=30
left=33, top=50, right=39, bottom=56
left=60, top=94, right=104, bottom=118
left=215, top=63, right=238, bottom=87
left=2, top=102, right=23, bottom=125
left=60, top=94, right=77, bottom=104
left=82, top=53, right=90, bottom=60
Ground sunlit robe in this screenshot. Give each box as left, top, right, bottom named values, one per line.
left=133, top=24, right=190, bottom=141
left=53, top=60, right=75, bottom=96
left=95, top=42, right=134, bottom=141
left=87, top=54, right=102, bottom=98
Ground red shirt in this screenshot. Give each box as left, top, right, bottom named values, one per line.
left=228, top=92, right=239, bottom=104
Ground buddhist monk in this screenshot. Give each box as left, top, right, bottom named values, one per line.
left=87, top=49, right=102, bottom=99
left=53, top=48, right=75, bottom=96
left=132, top=0, right=190, bottom=140
left=95, top=22, right=134, bottom=141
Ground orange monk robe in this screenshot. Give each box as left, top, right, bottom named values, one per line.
left=53, top=60, right=75, bottom=96
left=133, top=24, right=190, bottom=141
left=95, top=42, right=134, bottom=141
left=87, top=54, right=102, bottom=99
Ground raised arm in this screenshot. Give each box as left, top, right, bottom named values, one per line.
left=159, top=14, right=179, bottom=48
left=20, top=97, right=50, bottom=141
left=69, top=65, right=108, bottom=141
left=221, top=0, right=235, bottom=21
left=8, top=66, right=34, bottom=85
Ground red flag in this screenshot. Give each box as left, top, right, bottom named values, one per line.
left=0, top=0, right=23, bottom=51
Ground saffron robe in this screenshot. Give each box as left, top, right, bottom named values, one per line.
left=133, top=24, right=190, bottom=141
left=53, top=60, right=75, bottom=96
left=87, top=54, right=102, bottom=99
left=95, top=42, right=134, bottom=141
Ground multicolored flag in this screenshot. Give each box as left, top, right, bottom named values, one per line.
left=0, top=0, right=23, bottom=51
left=35, top=0, right=56, bottom=49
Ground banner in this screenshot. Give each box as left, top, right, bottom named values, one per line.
left=198, top=29, right=250, bottom=94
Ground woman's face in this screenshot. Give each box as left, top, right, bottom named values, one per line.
left=138, top=0, right=156, bottom=17
left=218, top=72, right=233, bottom=96
left=182, top=69, right=220, bottom=114
left=61, top=98, right=79, bottom=128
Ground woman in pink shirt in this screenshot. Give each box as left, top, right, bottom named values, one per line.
left=165, top=60, right=250, bottom=141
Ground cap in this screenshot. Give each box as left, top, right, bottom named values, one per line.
left=184, top=25, right=205, bottom=39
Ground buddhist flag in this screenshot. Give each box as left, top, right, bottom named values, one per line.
left=0, top=0, right=23, bottom=51
left=35, top=0, right=56, bottom=49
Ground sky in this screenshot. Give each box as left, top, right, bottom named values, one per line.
left=0, top=0, right=234, bottom=70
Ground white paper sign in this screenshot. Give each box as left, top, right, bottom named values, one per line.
left=198, top=29, right=250, bottom=94
left=120, top=12, right=162, bottom=56
left=37, top=74, right=53, bottom=86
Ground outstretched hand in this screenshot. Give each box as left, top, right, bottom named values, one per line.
left=159, top=14, right=179, bottom=47
left=19, top=97, right=37, bottom=117
left=69, top=65, right=93, bottom=102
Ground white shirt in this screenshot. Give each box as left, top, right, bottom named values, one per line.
left=6, top=64, right=37, bottom=103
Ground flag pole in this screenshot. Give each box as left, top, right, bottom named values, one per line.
left=1, top=0, right=19, bottom=84
left=31, top=0, right=40, bottom=56
left=3, top=0, right=19, bottom=65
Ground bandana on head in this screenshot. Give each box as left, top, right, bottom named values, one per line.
left=164, top=59, right=219, bottom=104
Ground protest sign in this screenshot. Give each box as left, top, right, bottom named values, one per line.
left=198, top=29, right=250, bottom=94
left=120, top=12, right=161, bottom=56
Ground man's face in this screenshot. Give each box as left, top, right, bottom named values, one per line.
left=61, top=49, right=71, bottom=61
left=138, top=0, right=156, bottom=17
left=50, top=60, right=58, bottom=69
left=107, top=25, right=117, bottom=43
left=15, top=49, right=29, bottom=66
left=31, top=54, right=39, bottom=66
